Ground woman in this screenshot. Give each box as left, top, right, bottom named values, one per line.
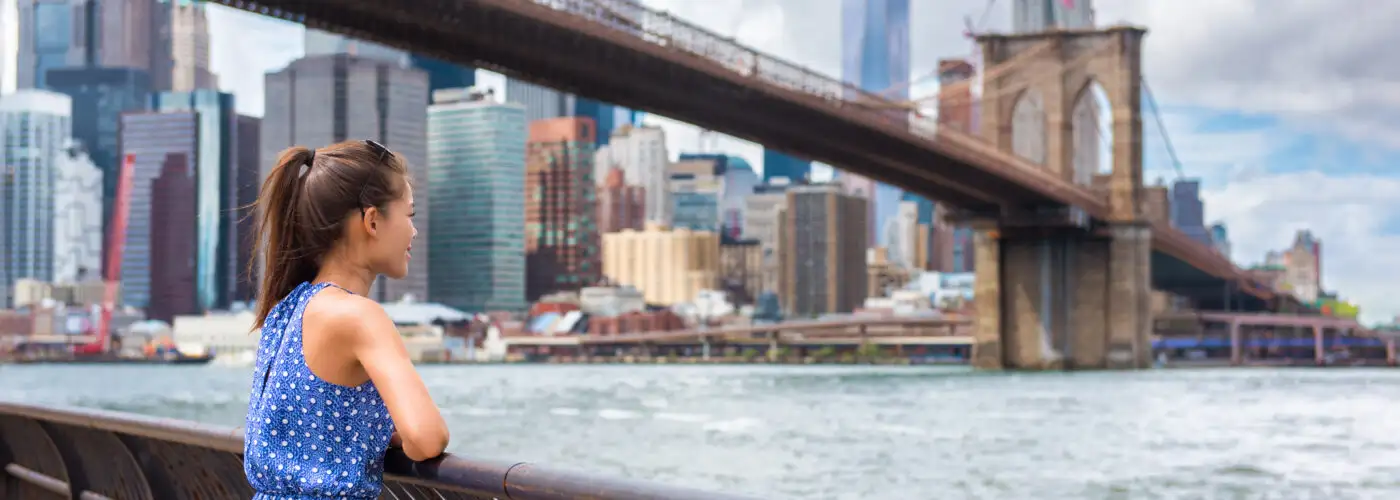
left=243, top=140, right=449, bottom=499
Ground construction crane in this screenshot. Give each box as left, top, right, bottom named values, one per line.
left=73, top=153, right=134, bottom=356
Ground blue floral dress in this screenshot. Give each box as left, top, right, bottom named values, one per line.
left=244, top=282, right=396, bottom=499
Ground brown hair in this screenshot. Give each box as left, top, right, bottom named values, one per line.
left=249, top=141, right=409, bottom=327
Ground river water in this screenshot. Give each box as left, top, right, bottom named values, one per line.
left=2, top=364, right=1398, bottom=499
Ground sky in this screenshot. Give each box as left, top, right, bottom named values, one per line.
left=0, top=0, right=14, bottom=92
left=188, top=0, right=1398, bottom=324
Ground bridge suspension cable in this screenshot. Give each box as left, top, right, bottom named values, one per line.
left=1141, top=77, right=1187, bottom=180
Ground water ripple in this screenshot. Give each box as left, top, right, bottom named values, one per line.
left=2, top=364, right=1399, bottom=499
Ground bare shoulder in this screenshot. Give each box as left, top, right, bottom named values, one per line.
left=303, top=289, right=394, bottom=343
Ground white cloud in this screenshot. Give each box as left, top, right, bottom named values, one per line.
left=1094, top=0, right=1400, bottom=148
left=1205, top=172, right=1400, bottom=325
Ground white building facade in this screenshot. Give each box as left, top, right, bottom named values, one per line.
left=52, top=139, right=103, bottom=282
left=0, top=89, right=70, bottom=307
left=594, top=124, right=670, bottom=225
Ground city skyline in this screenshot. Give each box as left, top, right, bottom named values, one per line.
left=3, top=0, right=1393, bottom=322
left=194, top=1, right=1394, bottom=322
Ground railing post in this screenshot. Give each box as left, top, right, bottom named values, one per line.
left=0, top=426, right=17, bottom=500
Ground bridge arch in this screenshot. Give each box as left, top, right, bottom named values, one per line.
left=1070, top=79, right=1112, bottom=186
left=978, top=27, right=1145, bottom=221
left=1010, top=88, right=1048, bottom=166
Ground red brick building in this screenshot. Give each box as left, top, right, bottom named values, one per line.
left=525, top=117, right=601, bottom=300
left=596, top=168, right=645, bottom=234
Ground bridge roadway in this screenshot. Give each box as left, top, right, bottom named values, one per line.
left=211, top=0, right=1282, bottom=312
left=500, top=317, right=974, bottom=362
left=497, top=313, right=1392, bottom=362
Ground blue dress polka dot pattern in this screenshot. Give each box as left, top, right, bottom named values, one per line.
left=244, top=281, right=396, bottom=499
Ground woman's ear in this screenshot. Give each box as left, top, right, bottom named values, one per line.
left=361, top=206, right=381, bottom=235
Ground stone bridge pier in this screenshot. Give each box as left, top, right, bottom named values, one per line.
left=968, top=26, right=1153, bottom=370
left=970, top=224, right=1153, bottom=370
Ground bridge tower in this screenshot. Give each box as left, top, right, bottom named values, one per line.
left=969, top=26, right=1151, bottom=370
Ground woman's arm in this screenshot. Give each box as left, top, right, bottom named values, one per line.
left=343, top=299, right=450, bottom=461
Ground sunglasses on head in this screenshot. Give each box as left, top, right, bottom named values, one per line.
left=359, top=140, right=396, bottom=218
left=364, top=139, right=392, bottom=163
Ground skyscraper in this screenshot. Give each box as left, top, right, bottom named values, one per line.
left=147, top=151, right=197, bottom=322
left=233, top=115, right=260, bottom=303
left=841, top=0, right=910, bottom=248
left=91, top=0, right=159, bottom=71
left=525, top=117, right=600, bottom=300
left=303, top=29, right=477, bottom=99
left=0, top=90, right=70, bottom=307
left=1012, top=0, right=1095, bottom=32
left=263, top=54, right=430, bottom=302
left=117, top=110, right=195, bottom=309
left=506, top=79, right=574, bottom=123
left=781, top=184, right=869, bottom=316
left=1170, top=179, right=1209, bottom=245
left=16, top=0, right=203, bottom=92
left=167, top=0, right=218, bottom=91
left=151, top=89, right=237, bottom=311
left=16, top=0, right=75, bottom=89
left=426, top=88, right=528, bottom=312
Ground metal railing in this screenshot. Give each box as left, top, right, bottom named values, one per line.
left=527, top=0, right=936, bottom=134
left=0, top=401, right=753, bottom=499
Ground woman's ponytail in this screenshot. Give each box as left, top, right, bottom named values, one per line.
left=251, top=146, right=317, bottom=328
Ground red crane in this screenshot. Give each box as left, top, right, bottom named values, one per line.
left=73, top=153, right=135, bottom=356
